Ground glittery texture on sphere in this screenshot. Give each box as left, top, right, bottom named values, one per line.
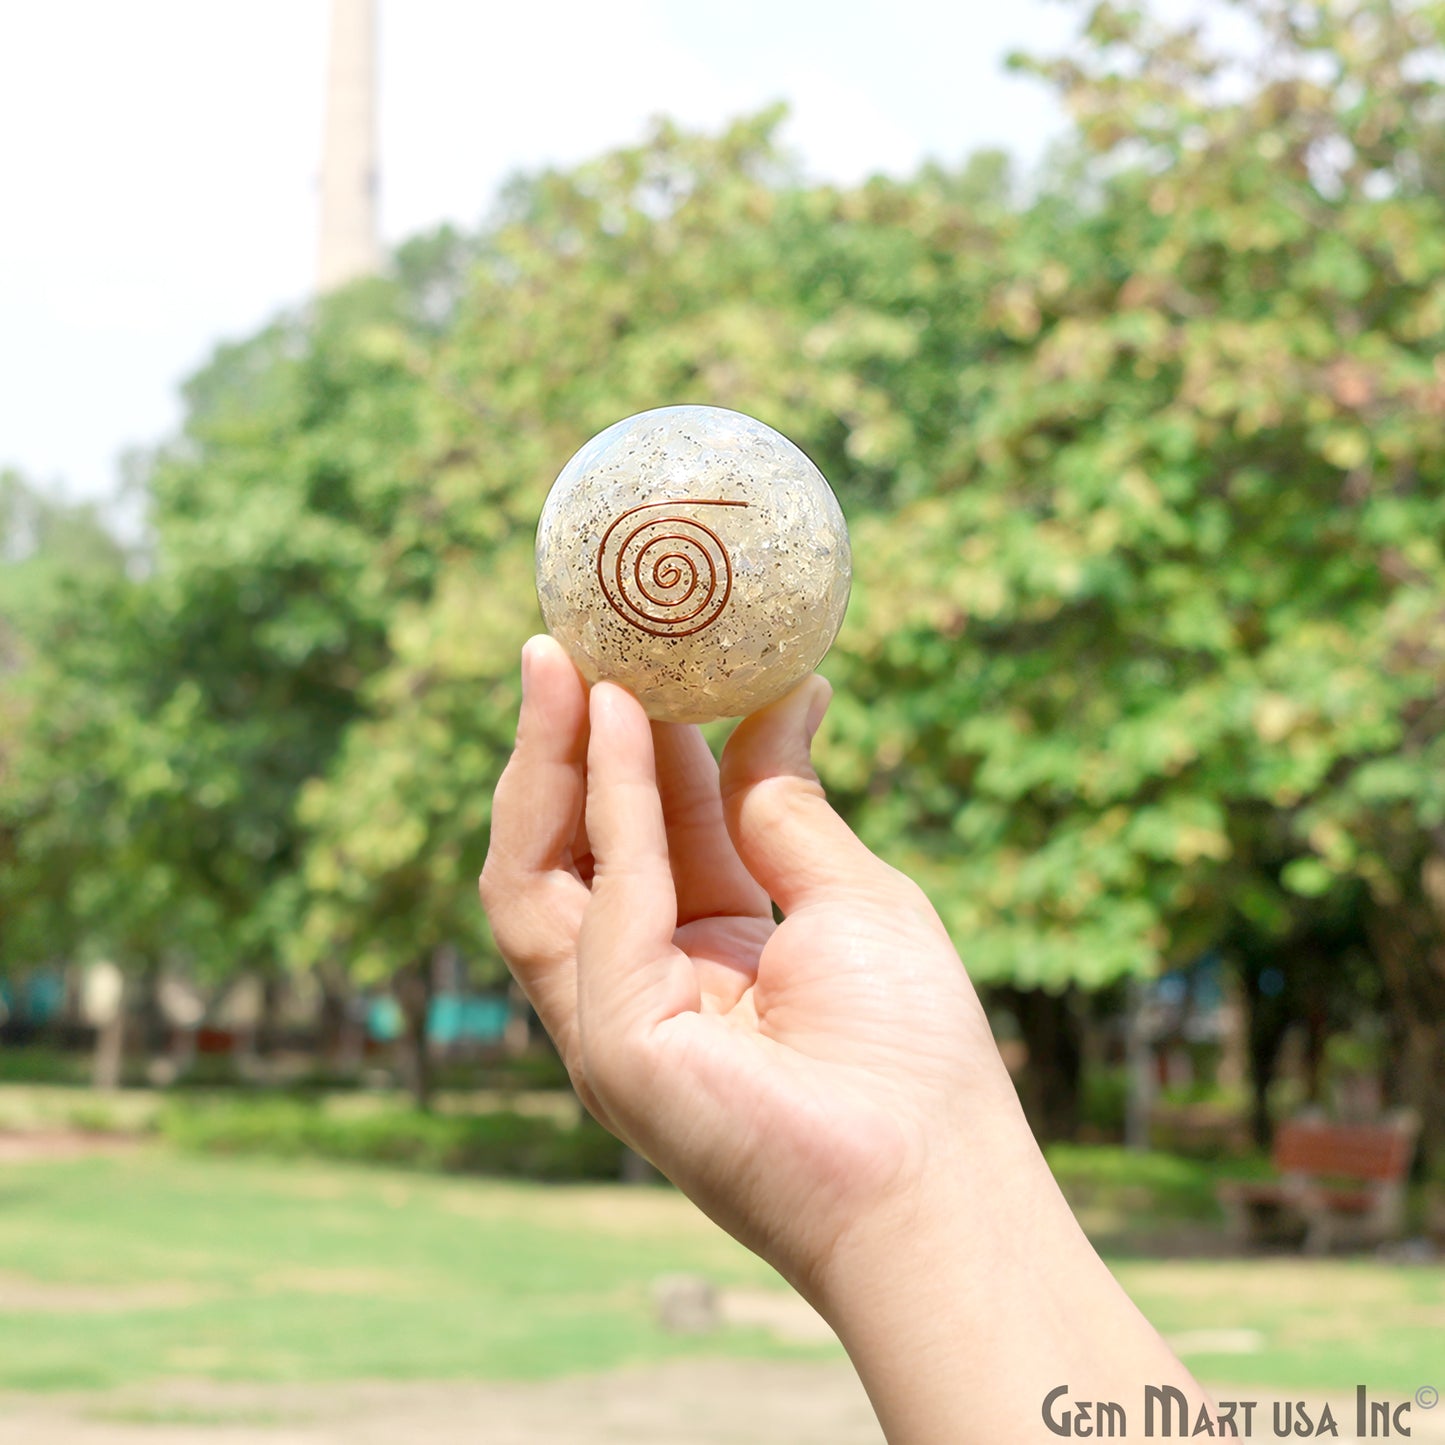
left=535, top=405, right=852, bottom=724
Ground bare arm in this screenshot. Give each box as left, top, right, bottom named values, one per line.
left=480, top=635, right=1209, bottom=1443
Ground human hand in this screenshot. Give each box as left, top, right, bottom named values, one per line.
left=480, top=634, right=1019, bottom=1294
left=481, top=634, right=1205, bottom=1442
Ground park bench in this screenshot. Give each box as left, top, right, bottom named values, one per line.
left=1217, top=1113, right=1418, bottom=1254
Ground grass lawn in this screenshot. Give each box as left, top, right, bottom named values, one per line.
left=1115, top=1255, right=1445, bottom=1393
left=0, top=1150, right=797, bottom=1391
left=0, top=1148, right=1438, bottom=1394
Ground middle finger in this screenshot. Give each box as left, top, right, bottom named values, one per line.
left=652, top=721, right=771, bottom=924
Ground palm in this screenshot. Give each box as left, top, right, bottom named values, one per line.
left=671, top=897, right=969, bottom=1098
left=562, top=707, right=972, bottom=1093
left=482, top=640, right=998, bottom=1291
left=674, top=908, right=901, bottom=1051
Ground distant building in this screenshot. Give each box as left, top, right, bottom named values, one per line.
left=317, top=0, right=380, bottom=292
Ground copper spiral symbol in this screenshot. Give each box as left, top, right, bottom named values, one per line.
left=596, top=499, right=749, bottom=638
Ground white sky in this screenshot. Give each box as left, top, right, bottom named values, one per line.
left=0, top=0, right=1081, bottom=506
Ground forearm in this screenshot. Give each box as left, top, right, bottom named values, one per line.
left=812, top=1121, right=1210, bottom=1444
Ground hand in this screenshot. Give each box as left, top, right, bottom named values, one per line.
left=480, top=634, right=1012, bottom=1291
left=481, top=635, right=1206, bottom=1443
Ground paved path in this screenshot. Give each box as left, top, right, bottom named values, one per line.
left=0, top=1360, right=887, bottom=1445
left=2, top=1368, right=1440, bottom=1443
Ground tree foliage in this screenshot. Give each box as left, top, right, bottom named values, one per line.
left=835, top=0, right=1445, bottom=979
left=3, top=0, right=1444, bottom=1136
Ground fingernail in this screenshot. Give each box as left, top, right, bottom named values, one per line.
left=520, top=639, right=535, bottom=700
left=804, top=678, right=832, bottom=745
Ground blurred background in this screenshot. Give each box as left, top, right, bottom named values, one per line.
left=1, top=1, right=1443, bottom=1440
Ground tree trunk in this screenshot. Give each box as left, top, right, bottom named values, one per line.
left=393, top=959, right=434, bottom=1110
left=92, top=1010, right=126, bottom=1091
left=1124, top=977, right=1153, bottom=1152
left=135, top=959, right=168, bottom=1062
left=1239, top=960, right=1290, bottom=1152
left=316, top=960, right=354, bottom=1072
left=1302, top=998, right=1329, bottom=1106
left=1232, top=941, right=1303, bottom=1152
left=996, top=985, right=1083, bottom=1142
left=1368, top=897, right=1445, bottom=1173
left=1396, top=1016, right=1445, bottom=1159
left=255, top=972, right=285, bottom=1058
left=86, top=962, right=127, bottom=1091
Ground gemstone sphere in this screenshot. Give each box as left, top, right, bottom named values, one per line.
left=535, top=405, right=852, bottom=724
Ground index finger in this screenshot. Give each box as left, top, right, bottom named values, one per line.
left=479, top=636, right=590, bottom=1047
left=577, top=684, right=699, bottom=1054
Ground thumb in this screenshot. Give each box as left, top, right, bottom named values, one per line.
left=719, top=677, right=899, bottom=915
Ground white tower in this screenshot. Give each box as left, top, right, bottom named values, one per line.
left=317, top=0, right=380, bottom=292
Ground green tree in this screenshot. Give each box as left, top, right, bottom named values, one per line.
left=290, top=112, right=1016, bottom=1100
left=0, top=472, right=133, bottom=976
left=1, top=271, right=438, bottom=1045
left=828, top=0, right=1445, bottom=1147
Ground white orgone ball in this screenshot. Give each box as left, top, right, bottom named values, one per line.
left=535, top=405, right=852, bottom=724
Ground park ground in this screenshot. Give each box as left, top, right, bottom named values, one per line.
left=0, top=1132, right=1442, bottom=1442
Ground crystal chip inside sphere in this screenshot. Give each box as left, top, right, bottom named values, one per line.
left=535, top=405, right=852, bottom=724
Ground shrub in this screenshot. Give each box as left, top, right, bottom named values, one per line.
left=1045, top=1144, right=1268, bottom=1220
left=0, top=1045, right=89, bottom=1086
left=1080, top=1067, right=1129, bottom=1138
left=158, top=1095, right=626, bottom=1180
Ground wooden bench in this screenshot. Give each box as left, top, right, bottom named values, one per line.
left=1217, top=1113, right=1418, bottom=1254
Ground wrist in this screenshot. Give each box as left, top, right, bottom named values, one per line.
left=811, top=1100, right=1063, bottom=1340
left=808, top=1108, right=1206, bottom=1444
